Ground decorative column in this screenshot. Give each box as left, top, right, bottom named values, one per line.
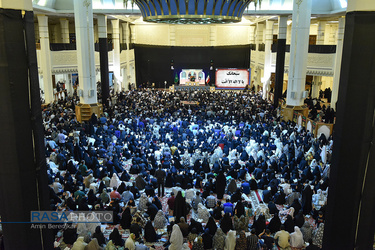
left=311, top=76, right=322, bottom=98
left=0, top=0, right=53, bottom=248
left=286, top=22, right=292, bottom=44
left=274, top=15, right=288, bottom=107
left=285, top=0, right=312, bottom=108
left=323, top=0, right=375, bottom=248
left=74, top=0, right=97, bottom=104
left=249, top=25, right=256, bottom=44
left=37, top=15, right=53, bottom=103
left=66, top=73, right=73, bottom=96
left=330, top=17, right=345, bottom=110
left=328, top=24, right=337, bottom=44
left=60, top=18, right=70, bottom=43
left=255, top=23, right=264, bottom=89
left=111, top=19, right=122, bottom=92
left=98, top=14, right=110, bottom=106
left=249, top=25, right=255, bottom=87
left=122, top=22, right=126, bottom=44
left=73, top=0, right=102, bottom=122
left=122, top=22, right=130, bottom=90
left=316, top=20, right=326, bottom=45
left=262, top=20, right=274, bottom=99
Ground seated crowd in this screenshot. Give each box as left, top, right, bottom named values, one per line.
left=45, top=89, right=331, bottom=250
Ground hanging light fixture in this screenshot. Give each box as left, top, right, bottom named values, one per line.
left=130, top=0, right=259, bottom=24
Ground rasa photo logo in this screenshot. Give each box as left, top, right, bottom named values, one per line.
left=30, top=211, right=113, bottom=229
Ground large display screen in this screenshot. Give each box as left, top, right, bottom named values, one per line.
left=215, top=69, right=250, bottom=89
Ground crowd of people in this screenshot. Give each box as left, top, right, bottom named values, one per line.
left=43, top=89, right=331, bottom=250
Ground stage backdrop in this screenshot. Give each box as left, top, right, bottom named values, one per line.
left=215, top=68, right=250, bottom=89
left=134, top=44, right=250, bottom=88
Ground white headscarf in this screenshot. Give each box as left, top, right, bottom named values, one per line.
left=86, top=212, right=101, bottom=235
left=198, top=203, right=210, bottom=223
left=110, top=173, right=120, bottom=188
left=169, top=224, right=183, bottom=250
left=224, top=230, right=236, bottom=250
left=290, top=226, right=305, bottom=248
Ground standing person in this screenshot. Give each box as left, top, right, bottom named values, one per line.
left=167, top=192, right=175, bottom=216
left=302, top=184, right=313, bottom=215
left=216, top=171, right=226, bottom=199
left=155, top=165, right=166, bottom=197
left=173, top=191, right=187, bottom=223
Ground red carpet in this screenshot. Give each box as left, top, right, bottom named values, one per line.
left=255, top=190, right=262, bottom=202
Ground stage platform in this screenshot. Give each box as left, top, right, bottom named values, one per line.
left=169, top=85, right=215, bottom=92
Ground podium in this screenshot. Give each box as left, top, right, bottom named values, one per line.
left=75, top=103, right=103, bottom=122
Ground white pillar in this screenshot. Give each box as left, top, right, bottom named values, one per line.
left=37, top=15, right=54, bottom=103
left=317, top=21, right=326, bottom=45
left=249, top=25, right=256, bottom=44
left=111, top=19, right=122, bottom=92
left=60, top=19, right=69, bottom=43
left=287, top=22, right=292, bottom=44
left=98, top=15, right=107, bottom=39
left=312, top=76, right=322, bottom=98
left=94, top=23, right=99, bottom=43
left=122, top=23, right=127, bottom=44
left=256, top=23, right=264, bottom=88
left=263, top=20, right=274, bottom=99
left=331, top=17, right=345, bottom=110
left=257, top=23, right=264, bottom=45
left=286, top=0, right=312, bottom=106
left=328, top=24, right=337, bottom=44
left=66, top=74, right=73, bottom=96
left=74, top=0, right=97, bottom=104
left=122, top=22, right=130, bottom=91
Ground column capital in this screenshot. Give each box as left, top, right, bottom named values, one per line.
left=37, top=15, right=49, bottom=39
left=111, top=19, right=120, bottom=39
left=37, top=14, right=48, bottom=26
left=278, top=16, right=288, bottom=39
left=97, top=15, right=108, bottom=38
left=266, top=20, right=274, bottom=29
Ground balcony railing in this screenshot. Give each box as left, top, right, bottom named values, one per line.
left=272, top=44, right=337, bottom=54
left=35, top=43, right=114, bottom=52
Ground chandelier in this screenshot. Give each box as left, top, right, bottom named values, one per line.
left=131, top=0, right=257, bottom=24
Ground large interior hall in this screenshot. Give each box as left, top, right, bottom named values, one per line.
left=1, top=0, right=375, bottom=249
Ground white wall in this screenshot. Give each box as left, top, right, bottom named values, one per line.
left=134, top=21, right=252, bottom=46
